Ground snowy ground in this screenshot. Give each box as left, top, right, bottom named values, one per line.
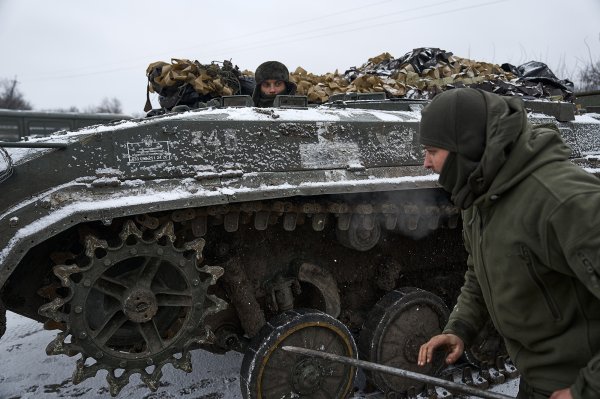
left=0, top=312, right=519, bottom=399
left=0, top=312, right=245, bottom=399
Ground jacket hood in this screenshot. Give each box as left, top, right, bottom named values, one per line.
left=482, top=122, right=572, bottom=206
left=419, top=88, right=487, bottom=160
left=419, top=88, right=571, bottom=209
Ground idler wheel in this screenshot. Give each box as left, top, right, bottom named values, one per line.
left=358, top=287, right=449, bottom=394
left=240, top=309, right=357, bottom=399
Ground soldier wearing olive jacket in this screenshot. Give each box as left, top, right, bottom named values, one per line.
left=416, top=88, right=600, bottom=399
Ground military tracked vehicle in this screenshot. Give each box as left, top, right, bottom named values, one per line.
left=0, top=108, right=133, bottom=142
left=0, top=94, right=599, bottom=398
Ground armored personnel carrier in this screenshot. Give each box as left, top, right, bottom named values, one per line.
left=0, top=94, right=599, bottom=398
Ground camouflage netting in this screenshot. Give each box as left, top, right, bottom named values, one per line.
left=290, top=48, right=574, bottom=104
left=144, top=59, right=251, bottom=112
left=145, top=48, right=574, bottom=111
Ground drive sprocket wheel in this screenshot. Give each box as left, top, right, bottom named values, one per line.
left=358, top=287, right=449, bottom=395
left=39, top=220, right=225, bottom=396
left=240, top=309, right=357, bottom=399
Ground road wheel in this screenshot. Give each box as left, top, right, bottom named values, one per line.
left=240, top=309, right=357, bottom=399
left=358, top=287, right=449, bottom=394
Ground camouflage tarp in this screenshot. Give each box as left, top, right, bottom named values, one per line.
left=144, top=59, right=245, bottom=111
left=145, top=48, right=574, bottom=112
left=290, top=48, right=574, bottom=103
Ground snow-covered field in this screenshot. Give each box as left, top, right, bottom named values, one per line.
left=1, top=312, right=519, bottom=399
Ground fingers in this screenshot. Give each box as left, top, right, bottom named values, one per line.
left=445, top=334, right=465, bottom=364
left=445, top=345, right=463, bottom=364
left=417, top=339, right=430, bottom=366
left=417, top=334, right=465, bottom=366
left=417, top=334, right=445, bottom=366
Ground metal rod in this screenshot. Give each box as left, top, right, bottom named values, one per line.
left=282, top=346, right=514, bottom=399
left=0, top=142, right=68, bottom=148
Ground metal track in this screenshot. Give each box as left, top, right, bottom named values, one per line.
left=34, top=196, right=462, bottom=396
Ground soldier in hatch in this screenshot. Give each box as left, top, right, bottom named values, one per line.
left=252, top=61, right=297, bottom=107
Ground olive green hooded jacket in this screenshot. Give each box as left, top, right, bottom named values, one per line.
left=420, top=89, right=600, bottom=398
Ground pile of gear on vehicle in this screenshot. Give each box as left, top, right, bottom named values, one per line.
left=144, top=47, right=575, bottom=113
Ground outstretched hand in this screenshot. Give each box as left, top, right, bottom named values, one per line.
left=418, top=333, right=464, bottom=366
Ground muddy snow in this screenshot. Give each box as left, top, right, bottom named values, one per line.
left=0, top=312, right=243, bottom=399
left=0, top=312, right=520, bottom=399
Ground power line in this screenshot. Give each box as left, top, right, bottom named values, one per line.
left=135, top=0, right=464, bottom=66
left=21, top=0, right=507, bottom=82
left=207, top=0, right=509, bottom=63
left=202, top=0, right=458, bottom=59
left=23, top=0, right=398, bottom=80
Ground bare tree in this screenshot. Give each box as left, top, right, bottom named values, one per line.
left=47, top=106, right=80, bottom=113
left=0, top=78, right=33, bottom=110
left=578, top=36, right=600, bottom=92
left=86, top=97, right=123, bottom=114
left=579, top=62, right=600, bottom=91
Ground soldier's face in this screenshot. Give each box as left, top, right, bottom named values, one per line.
left=423, top=146, right=449, bottom=174
left=260, top=79, right=286, bottom=96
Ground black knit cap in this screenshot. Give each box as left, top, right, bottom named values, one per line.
left=419, top=88, right=489, bottom=209
left=419, top=88, right=487, bottom=162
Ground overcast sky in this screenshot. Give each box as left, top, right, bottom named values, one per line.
left=1, top=0, right=599, bottom=116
